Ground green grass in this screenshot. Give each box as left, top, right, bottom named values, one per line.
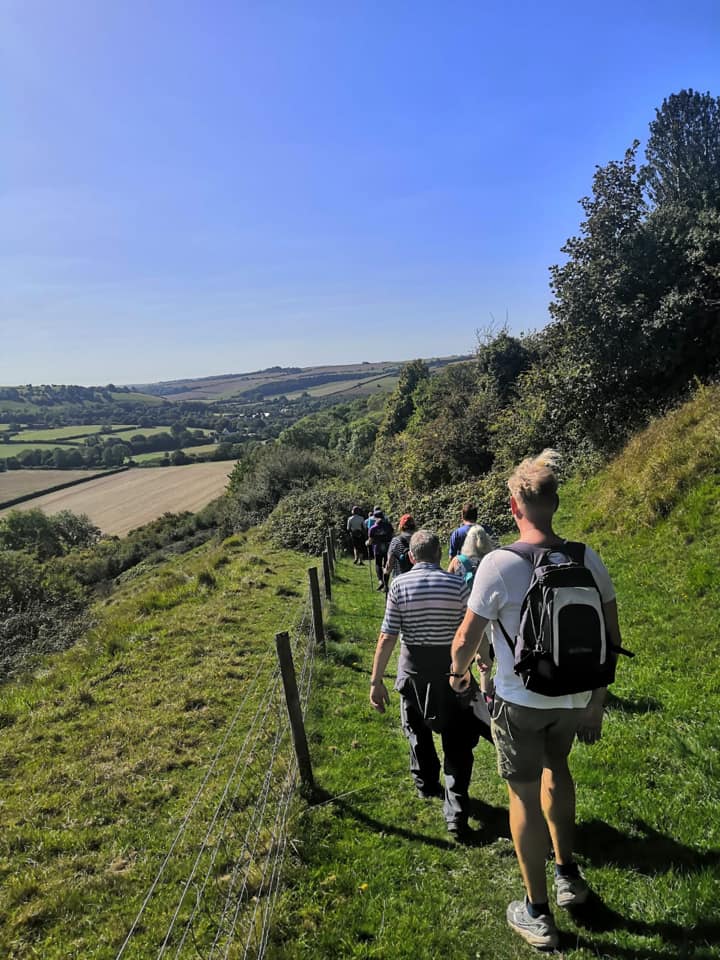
left=109, top=426, right=189, bottom=441
left=109, top=391, right=168, bottom=406
left=11, top=425, right=112, bottom=442
left=0, top=441, right=83, bottom=455
left=130, top=443, right=220, bottom=463
left=0, top=530, right=313, bottom=959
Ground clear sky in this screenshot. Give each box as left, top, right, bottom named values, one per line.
left=2, top=0, right=719, bottom=386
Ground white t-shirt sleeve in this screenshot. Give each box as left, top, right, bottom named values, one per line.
left=467, top=553, right=509, bottom=620
left=583, top=545, right=616, bottom=603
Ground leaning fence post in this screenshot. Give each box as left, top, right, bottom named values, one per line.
left=275, top=631, right=314, bottom=789
left=325, top=535, right=334, bottom=576
left=322, top=550, right=332, bottom=600
left=307, top=567, right=325, bottom=651
left=327, top=527, right=336, bottom=562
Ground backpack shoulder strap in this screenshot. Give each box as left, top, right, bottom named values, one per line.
left=457, top=554, right=473, bottom=574
left=501, top=542, right=548, bottom=568
left=560, top=540, right=586, bottom=564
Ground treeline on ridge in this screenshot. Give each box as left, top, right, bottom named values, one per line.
left=222, top=89, right=720, bottom=549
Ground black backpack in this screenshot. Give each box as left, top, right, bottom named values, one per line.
left=497, top=541, right=634, bottom=697
left=396, top=534, right=413, bottom=574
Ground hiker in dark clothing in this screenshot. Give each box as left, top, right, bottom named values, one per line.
left=384, top=513, right=417, bottom=584
left=367, top=508, right=393, bottom=592
left=370, top=530, right=484, bottom=836
left=347, top=505, right=367, bottom=564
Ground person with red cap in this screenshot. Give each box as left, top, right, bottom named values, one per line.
left=384, top=513, right=417, bottom=584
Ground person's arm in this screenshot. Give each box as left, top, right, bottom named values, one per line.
left=369, top=633, right=398, bottom=712
left=449, top=607, right=490, bottom=692
left=383, top=540, right=397, bottom=577
left=576, top=598, right=620, bottom=744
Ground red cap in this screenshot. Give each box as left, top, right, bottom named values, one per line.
left=399, top=513, right=415, bottom=529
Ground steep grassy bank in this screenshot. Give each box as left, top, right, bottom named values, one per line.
left=0, top=531, right=311, bottom=959
left=268, top=398, right=720, bottom=959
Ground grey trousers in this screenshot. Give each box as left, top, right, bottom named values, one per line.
left=399, top=679, right=482, bottom=826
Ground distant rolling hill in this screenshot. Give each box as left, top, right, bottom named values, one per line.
left=134, top=355, right=471, bottom=402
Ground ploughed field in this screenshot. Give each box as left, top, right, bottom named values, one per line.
left=0, top=469, right=109, bottom=505
left=0, top=461, right=232, bottom=535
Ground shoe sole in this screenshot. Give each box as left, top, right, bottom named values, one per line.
left=507, top=920, right=559, bottom=949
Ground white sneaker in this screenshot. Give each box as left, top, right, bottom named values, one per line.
left=555, top=871, right=589, bottom=907
left=506, top=899, right=559, bottom=949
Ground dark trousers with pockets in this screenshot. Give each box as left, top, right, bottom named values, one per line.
left=399, top=678, right=482, bottom=826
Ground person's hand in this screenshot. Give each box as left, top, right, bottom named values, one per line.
left=576, top=702, right=604, bottom=744
left=449, top=670, right=471, bottom=694
left=370, top=680, right=390, bottom=713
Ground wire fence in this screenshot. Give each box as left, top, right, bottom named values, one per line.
left=115, top=572, right=322, bottom=960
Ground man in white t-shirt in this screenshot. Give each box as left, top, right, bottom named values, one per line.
left=449, top=450, right=622, bottom=950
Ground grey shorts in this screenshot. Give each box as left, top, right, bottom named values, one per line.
left=490, top=696, right=584, bottom=781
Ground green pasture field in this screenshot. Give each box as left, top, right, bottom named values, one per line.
left=0, top=530, right=312, bottom=959
left=130, top=443, right=220, bottom=463
left=109, top=426, right=179, bottom=442
left=11, top=425, right=124, bottom=442
left=109, top=391, right=167, bottom=406
left=0, top=442, right=83, bottom=455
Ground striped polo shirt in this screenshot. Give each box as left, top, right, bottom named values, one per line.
left=381, top=562, right=469, bottom=682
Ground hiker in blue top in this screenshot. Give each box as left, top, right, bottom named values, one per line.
left=447, top=523, right=495, bottom=584
left=448, top=502, right=478, bottom=558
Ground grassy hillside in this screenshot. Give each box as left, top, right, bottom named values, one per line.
left=266, top=392, right=720, bottom=958
left=3, top=388, right=719, bottom=958
left=0, top=530, right=312, bottom=959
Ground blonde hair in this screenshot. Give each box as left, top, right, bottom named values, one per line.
left=462, top=524, right=494, bottom=559
left=507, top=449, right=562, bottom=512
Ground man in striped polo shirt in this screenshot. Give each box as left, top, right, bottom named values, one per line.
left=369, top=529, right=483, bottom=836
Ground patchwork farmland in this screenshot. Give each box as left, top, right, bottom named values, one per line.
left=0, top=461, right=232, bottom=535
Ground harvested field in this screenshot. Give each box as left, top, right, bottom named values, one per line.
left=0, top=462, right=232, bottom=535
left=0, top=469, right=107, bottom=504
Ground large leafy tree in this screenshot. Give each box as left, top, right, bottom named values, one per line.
left=643, top=89, right=720, bottom=208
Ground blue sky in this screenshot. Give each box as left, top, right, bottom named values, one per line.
left=2, top=0, right=719, bottom=386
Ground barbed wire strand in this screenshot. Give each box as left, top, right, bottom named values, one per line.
left=241, top=754, right=298, bottom=959
left=218, top=711, right=290, bottom=959
left=162, top=670, right=284, bottom=958
left=208, top=688, right=287, bottom=959
left=115, top=646, right=278, bottom=960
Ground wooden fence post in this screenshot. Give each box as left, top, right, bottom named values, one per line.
left=307, top=567, right=325, bottom=651
left=327, top=527, right=336, bottom=562
left=322, top=550, right=332, bottom=600
left=325, top=535, right=334, bottom=576
left=275, top=632, right=314, bottom=789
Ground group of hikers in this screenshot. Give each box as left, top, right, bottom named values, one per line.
left=347, top=450, right=630, bottom=950
left=346, top=502, right=496, bottom=594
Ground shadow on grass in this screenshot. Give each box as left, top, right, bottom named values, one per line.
left=577, top=817, right=720, bottom=874
left=308, top=786, right=457, bottom=850
left=308, top=785, right=512, bottom=851
left=606, top=692, right=663, bottom=714
left=562, top=889, right=720, bottom=957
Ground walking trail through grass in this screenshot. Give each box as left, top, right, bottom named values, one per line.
left=269, top=479, right=720, bottom=959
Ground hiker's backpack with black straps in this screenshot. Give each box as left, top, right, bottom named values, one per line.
left=497, top=541, right=634, bottom=697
